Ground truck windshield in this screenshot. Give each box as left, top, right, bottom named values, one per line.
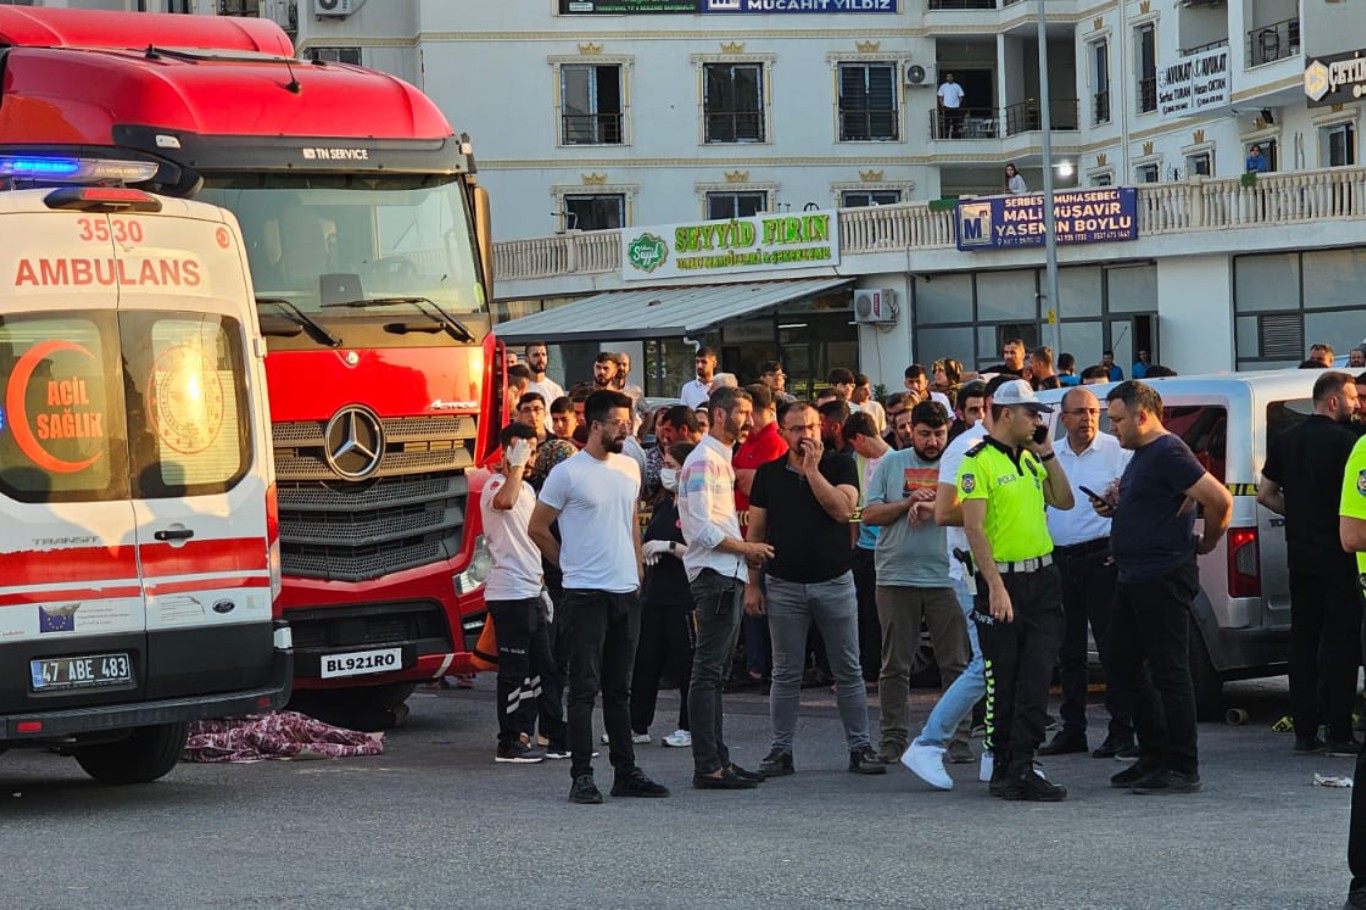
left=198, top=175, right=486, bottom=315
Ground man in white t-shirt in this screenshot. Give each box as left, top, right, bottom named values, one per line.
left=937, top=72, right=965, bottom=138
left=530, top=389, right=671, bottom=805
left=481, top=422, right=567, bottom=765
left=680, top=346, right=718, bottom=409
left=526, top=341, right=564, bottom=433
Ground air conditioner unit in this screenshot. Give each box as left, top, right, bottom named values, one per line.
left=905, top=63, right=936, bottom=87
left=315, top=0, right=356, bottom=17
left=854, top=288, right=897, bottom=324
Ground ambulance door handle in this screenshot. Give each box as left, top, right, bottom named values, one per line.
left=154, top=528, right=195, bottom=542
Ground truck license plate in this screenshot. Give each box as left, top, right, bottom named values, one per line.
left=320, top=647, right=403, bottom=679
left=31, top=653, right=133, bottom=692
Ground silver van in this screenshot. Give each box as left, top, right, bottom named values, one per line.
left=1041, top=370, right=1325, bottom=719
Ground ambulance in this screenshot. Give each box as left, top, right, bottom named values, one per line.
left=0, top=175, right=291, bottom=783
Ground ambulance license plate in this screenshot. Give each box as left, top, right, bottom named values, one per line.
left=320, top=648, right=403, bottom=679
left=30, top=653, right=133, bottom=692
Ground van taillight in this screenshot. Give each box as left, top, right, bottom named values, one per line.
left=1227, top=527, right=1260, bottom=598
left=266, top=483, right=282, bottom=604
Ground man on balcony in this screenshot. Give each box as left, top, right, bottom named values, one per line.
left=937, top=73, right=965, bottom=139
left=1246, top=144, right=1270, bottom=174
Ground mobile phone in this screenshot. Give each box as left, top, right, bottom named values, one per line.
left=1032, top=425, right=1050, bottom=445
left=1079, top=485, right=1110, bottom=504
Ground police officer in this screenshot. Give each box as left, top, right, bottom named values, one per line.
left=957, top=379, right=1075, bottom=801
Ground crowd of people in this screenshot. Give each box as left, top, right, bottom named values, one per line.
left=478, top=335, right=1366, bottom=903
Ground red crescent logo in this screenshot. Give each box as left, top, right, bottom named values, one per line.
left=5, top=340, right=101, bottom=474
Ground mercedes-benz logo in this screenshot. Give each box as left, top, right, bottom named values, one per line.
left=323, top=405, right=385, bottom=480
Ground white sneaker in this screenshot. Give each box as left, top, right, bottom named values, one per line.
left=662, top=729, right=692, bottom=748
left=979, top=751, right=994, bottom=783
left=901, top=742, right=953, bottom=791
left=601, top=731, right=651, bottom=745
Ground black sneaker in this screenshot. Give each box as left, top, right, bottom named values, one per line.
left=729, top=763, right=767, bottom=783
left=1328, top=739, right=1363, bottom=757
left=495, top=741, right=544, bottom=764
left=759, top=749, right=794, bottom=777
left=611, top=768, right=671, bottom=798
left=1344, top=886, right=1366, bottom=909
left=987, top=755, right=1014, bottom=798
left=1091, top=735, right=1135, bottom=759
left=1038, top=733, right=1089, bottom=756
left=1130, top=768, right=1202, bottom=794
left=849, top=746, right=888, bottom=775
left=569, top=774, right=603, bottom=804
left=693, top=769, right=758, bottom=790
left=1110, top=759, right=1161, bottom=788
left=1295, top=735, right=1328, bottom=755
left=1000, top=764, right=1067, bottom=802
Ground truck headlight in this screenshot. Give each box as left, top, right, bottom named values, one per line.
left=454, top=534, right=492, bottom=596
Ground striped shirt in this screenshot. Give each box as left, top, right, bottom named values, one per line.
left=678, top=433, right=745, bottom=584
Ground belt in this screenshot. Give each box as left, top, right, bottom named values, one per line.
left=1053, top=537, right=1110, bottom=558
left=993, top=554, right=1053, bottom=574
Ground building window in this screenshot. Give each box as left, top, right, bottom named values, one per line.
left=1136, top=163, right=1160, bottom=183
left=1089, top=172, right=1114, bottom=187
left=218, top=0, right=259, bottom=13
left=1323, top=122, right=1357, bottom=168
left=838, top=63, right=899, bottom=141
left=706, top=191, right=768, bottom=219
left=1090, top=39, right=1111, bottom=125
left=561, top=64, right=624, bottom=146
left=1186, top=152, right=1212, bottom=177
left=704, top=63, right=765, bottom=143
left=841, top=189, right=902, bottom=207
left=311, top=47, right=362, bottom=65
left=1136, top=24, right=1157, bottom=113
left=562, top=194, right=625, bottom=232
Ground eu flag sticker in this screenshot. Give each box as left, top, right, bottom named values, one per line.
left=39, top=604, right=79, bottom=633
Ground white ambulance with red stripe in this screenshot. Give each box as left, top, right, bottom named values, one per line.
left=0, top=178, right=291, bottom=783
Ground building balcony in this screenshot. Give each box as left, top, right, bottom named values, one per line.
left=1246, top=17, right=1300, bottom=68
left=928, top=99, right=1078, bottom=140
left=492, top=167, right=1366, bottom=284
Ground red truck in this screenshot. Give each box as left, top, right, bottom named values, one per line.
left=0, top=7, right=504, bottom=728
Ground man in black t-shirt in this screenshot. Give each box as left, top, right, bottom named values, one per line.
left=744, top=401, right=885, bottom=777
left=1258, top=372, right=1363, bottom=756
left=1098, top=381, right=1232, bottom=795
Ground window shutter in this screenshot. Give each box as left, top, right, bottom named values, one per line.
left=1258, top=313, right=1303, bottom=360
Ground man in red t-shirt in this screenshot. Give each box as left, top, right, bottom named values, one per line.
left=733, top=384, right=790, bottom=689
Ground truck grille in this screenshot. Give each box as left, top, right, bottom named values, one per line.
left=288, top=600, right=452, bottom=652
left=274, top=415, right=477, bottom=582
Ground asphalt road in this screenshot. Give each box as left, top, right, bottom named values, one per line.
left=0, top=677, right=1352, bottom=910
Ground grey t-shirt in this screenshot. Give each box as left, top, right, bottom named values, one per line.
left=866, top=447, right=951, bottom=587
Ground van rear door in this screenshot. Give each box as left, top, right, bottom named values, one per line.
left=0, top=214, right=148, bottom=714
left=116, top=209, right=276, bottom=699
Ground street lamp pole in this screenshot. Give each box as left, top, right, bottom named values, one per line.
left=1036, top=1, right=1062, bottom=355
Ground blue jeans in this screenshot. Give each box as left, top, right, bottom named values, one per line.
left=914, top=576, right=985, bottom=748
left=766, top=572, right=871, bottom=754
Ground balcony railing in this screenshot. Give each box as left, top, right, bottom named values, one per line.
left=1247, top=17, right=1300, bottom=67
left=1003, top=98, right=1079, bottom=136
left=929, top=107, right=998, bottom=139
left=492, top=167, right=1366, bottom=283
left=1137, top=76, right=1157, bottom=113
left=1093, top=90, right=1111, bottom=125
left=704, top=111, right=764, bottom=144
left=561, top=113, right=624, bottom=146
left=839, top=109, right=900, bottom=142
left=1179, top=37, right=1229, bottom=56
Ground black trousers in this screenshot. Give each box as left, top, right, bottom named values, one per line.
left=561, top=588, right=641, bottom=779
left=1110, top=559, right=1200, bottom=776
left=976, top=564, right=1065, bottom=766
left=1348, top=583, right=1366, bottom=893
left=1055, top=545, right=1132, bottom=741
left=630, top=601, right=694, bottom=736
left=488, top=597, right=566, bottom=751
left=1289, top=569, right=1362, bottom=741
left=853, top=546, right=882, bottom=683
left=688, top=570, right=743, bottom=775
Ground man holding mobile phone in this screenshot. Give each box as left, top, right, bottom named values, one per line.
left=1040, top=387, right=1135, bottom=760
left=957, top=379, right=1075, bottom=801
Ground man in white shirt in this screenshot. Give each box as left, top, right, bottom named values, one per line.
left=526, top=342, right=564, bottom=433
left=679, top=386, right=775, bottom=791
left=937, top=72, right=965, bottom=138
left=680, top=346, right=718, bottom=409
left=530, top=389, right=671, bottom=804
left=1037, top=387, right=1136, bottom=759
left=482, top=422, right=567, bottom=765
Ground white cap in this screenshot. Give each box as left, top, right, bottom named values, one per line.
left=991, top=379, right=1054, bottom=413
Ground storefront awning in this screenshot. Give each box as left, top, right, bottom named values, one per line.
left=493, top=278, right=853, bottom=344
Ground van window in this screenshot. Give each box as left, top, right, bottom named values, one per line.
left=1266, top=399, right=1312, bottom=454
left=1164, top=405, right=1228, bottom=482
left=122, top=313, right=251, bottom=499
left=0, top=313, right=129, bottom=504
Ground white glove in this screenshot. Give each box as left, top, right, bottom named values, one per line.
left=642, top=539, right=673, bottom=566
left=506, top=438, right=532, bottom=468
